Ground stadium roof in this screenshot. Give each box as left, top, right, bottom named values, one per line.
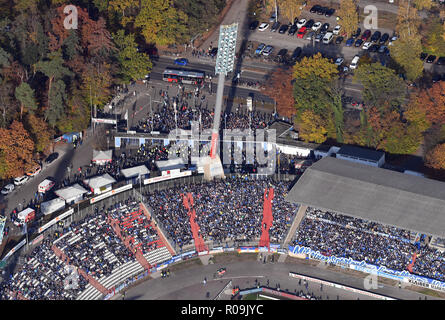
left=337, top=145, right=384, bottom=162
left=285, top=157, right=445, bottom=238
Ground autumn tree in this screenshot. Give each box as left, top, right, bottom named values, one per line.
left=261, top=67, right=295, bottom=118
left=0, top=120, right=34, bottom=178
left=296, top=110, right=328, bottom=143
left=278, top=0, right=305, bottom=22
left=415, top=82, right=445, bottom=125
left=81, top=61, right=113, bottom=109
left=337, top=0, right=358, bottom=37
left=391, top=34, right=424, bottom=81
left=25, top=113, right=52, bottom=153
left=133, top=0, right=188, bottom=46
left=396, top=0, right=421, bottom=39
left=413, top=0, right=432, bottom=10
left=426, top=143, right=445, bottom=170
left=293, top=52, right=338, bottom=81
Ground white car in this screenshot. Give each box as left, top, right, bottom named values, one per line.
left=258, top=22, right=269, bottom=31
left=362, top=42, right=372, bottom=50
left=1, top=184, right=14, bottom=195
left=334, top=57, right=344, bottom=66
left=312, top=22, right=322, bottom=31
left=388, top=35, right=397, bottom=46
left=333, top=25, right=341, bottom=35
left=296, top=19, right=307, bottom=29
left=14, top=175, right=29, bottom=186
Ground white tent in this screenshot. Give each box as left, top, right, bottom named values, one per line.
left=55, top=184, right=88, bottom=204
left=92, top=150, right=112, bottom=165
left=83, top=173, right=116, bottom=195
left=41, top=198, right=65, bottom=216
left=121, top=165, right=150, bottom=179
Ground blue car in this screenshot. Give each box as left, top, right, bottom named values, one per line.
left=345, top=38, right=354, bottom=47
left=174, top=58, right=188, bottom=66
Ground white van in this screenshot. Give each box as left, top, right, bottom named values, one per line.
left=350, top=55, right=360, bottom=69
left=14, top=175, right=29, bottom=186
left=322, top=32, right=333, bottom=44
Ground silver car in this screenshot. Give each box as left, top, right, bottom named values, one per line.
left=262, top=45, right=274, bottom=56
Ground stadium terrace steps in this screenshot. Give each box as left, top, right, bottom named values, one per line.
left=259, top=188, right=274, bottom=250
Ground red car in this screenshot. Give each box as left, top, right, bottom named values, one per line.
left=361, top=29, right=371, bottom=41
left=297, top=26, right=307, bottom=39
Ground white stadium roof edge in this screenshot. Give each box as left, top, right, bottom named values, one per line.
left=285, top=157, right=445, bottom=238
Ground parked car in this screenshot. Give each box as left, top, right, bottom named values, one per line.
left=335, top=36, right=344, bottom=44
left=249, top=21, right=259, bottom=30
left=310, top=4, right=322, bottom=13
left=278, top=24, right=289, bottom=34
left=290, top=47, right=302, bottom=60
left=420, top=52, right=428, bottom=61
left=379, top=33, right=389, bottom=44
left=352, top=28, right=361, bottom=38
left=369, top=44, right=379, bottom=52
left=277, top=48, right=288, bottom=57
left=345, top=38, right=354, bottom=46
left=269, top=13, right=277, bottom=22
left=174, top=58, right=188, bottom=66
left=314, top=33, right=324, bottom=42
left=370, top=31, right=381, bottom=42
left=317, top=6, right=328, bottom=15
left=354, top=39, right=364, bottom=47
left=333, top=25, right=341, bottom=35
left=306, top=31, right=315, bottom=40
left=209, top=47, right=218, bottom=57
left=350, top=55, right=360, bottom=69
left=296, top=19, right=307, bottom=28
left=388, top=35, right=398, bottom=46
left=45, top=152, right=59, bottom=164
left=321, top=23, right=330, bottom=32
left=312, top=22, right=322, bottom=31
left=362, top=41, right=372, bottom=50
left=1, top=184, right=14, bottom=195
left=325, top=8, right=335, bottom=17
left=437, top=57, right=445, bottom=65
left=288, top=24, right=298, bottom=35
left=426, top=55, right=437, bottom=63
left=335, top=57, right=344, bottom=66
left=270, top=21, right=281, bottom=32
left=262, top=45, right=274, bottom=56
left=27, top=165, right=42, bottom=177
left=361, top=29, right=371, bottom=40
left=258, top=22, right=269, bottom=31
left=297, top=26, right=307, bottom=38
left=305, top=19, right=315, bottom=29
left=378, top=45, right=388, bottom=54
left=14, top=175, right=29, bottom=186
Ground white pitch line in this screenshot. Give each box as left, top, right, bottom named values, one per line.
left=214, top=275, right=265, bottom=281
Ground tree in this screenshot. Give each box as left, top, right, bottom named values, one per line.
left=261, top=67, right=295, bottom=118
left=81, top=61, right=113, bottom=109
left=353, top=63, right=405, bottom=111
left=0, top=120, right=34, bottom=179
left=81, top=17, right=116, bottom=57
left=134, top=0, right=188, bottom=46
left=423, top=18, right=445, bottom=57
left=416, top=82, right=445, bottom=125
left=396, top=0, right=420, bottom=39
left=109, top=0, right=139, bottom=19
left=293, top=52, right=338, bottom=81
left=297, top=110, right=328, bottom=143
left=413, top=0, right=432, bottom=10
left=391, top=34, right=424, bottom=81
left=113, top=30, right=152, bottom=84
left=15, top=82, right=37, bottom=119
left=278, top=0, right=305, bottom=23
left=337, top=0, right=358, bottom=37
left=25, top=113, right=52, bottom=153
left=426, top=143, right=445, bottom=170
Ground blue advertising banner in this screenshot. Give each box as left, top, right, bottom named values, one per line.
left=289, top=245, right=445, bottom=292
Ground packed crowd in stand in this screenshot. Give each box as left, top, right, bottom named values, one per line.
left=0, top=197, right=171, bottom=300
left=292, top=207, right=445, bottom=282
left=144, top=178, right=298, bottom=250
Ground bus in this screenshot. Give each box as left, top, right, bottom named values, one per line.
left=162, top=68, right=205, bottom=85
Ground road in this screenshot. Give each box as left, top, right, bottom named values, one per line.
left=123, top=256, right=439, bottom=300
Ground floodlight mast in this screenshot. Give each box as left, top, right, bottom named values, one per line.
left=209, top=23, right=238, bottom=159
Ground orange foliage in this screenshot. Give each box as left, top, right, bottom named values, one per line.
left=426, top=143, right=445, bottom=170
left=416, top=82, right=445, bottom=125
left=261, top=68, right=295, bottom=118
